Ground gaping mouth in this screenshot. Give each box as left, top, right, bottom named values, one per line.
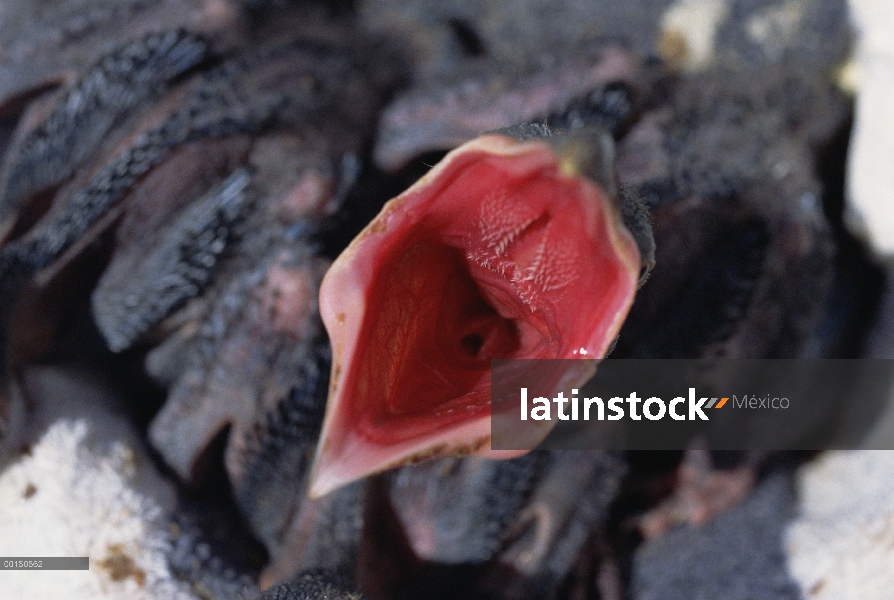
left=311, top=132, right=643, bottom=497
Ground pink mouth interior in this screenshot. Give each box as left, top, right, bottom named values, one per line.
left=360, top=240, right=517, bottom=427
left=336, top=146, right=638, bottom=449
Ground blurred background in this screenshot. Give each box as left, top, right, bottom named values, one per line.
left=0, top=0, right=893, bottom=599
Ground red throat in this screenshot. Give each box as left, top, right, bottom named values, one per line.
left=311, top=134, right=641, bottom=497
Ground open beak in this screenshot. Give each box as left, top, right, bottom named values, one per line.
left=310, top=129, right=643, bottom=497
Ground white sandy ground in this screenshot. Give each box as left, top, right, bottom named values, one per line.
left=786, top=451, right=894, bottom=600
left=845, top=0, right=894, bottom=256
left=0, top=367, right=200, bottom=600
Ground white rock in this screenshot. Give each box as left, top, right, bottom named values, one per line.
left=0, top=367, right=199, bottom=600
left=845, top=0, right=894, bottom=256
left=786, top=451, right=894, bottom=599
left=659, top=0, right=730, bottom=71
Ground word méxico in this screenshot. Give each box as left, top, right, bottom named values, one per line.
left=519, top=388, right=728, bottom=421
